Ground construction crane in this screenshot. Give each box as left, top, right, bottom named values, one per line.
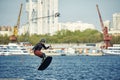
left=96, top=4, right=112, bottom=49
left=9, top=3, right=23, bottom=42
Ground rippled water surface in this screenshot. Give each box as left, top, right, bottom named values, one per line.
left=0, top=55, right=120, bottom=80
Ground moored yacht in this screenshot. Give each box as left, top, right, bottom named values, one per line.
left=0, top=46, right=11, bottom=56
left=0, top=43, right=30, bottom=55
left=7, top=43, right=30, bottom=55
left=102, top=44, right=120, bottom=55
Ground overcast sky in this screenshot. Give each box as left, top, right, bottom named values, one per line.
left=0, top=0, right=120, bottom=30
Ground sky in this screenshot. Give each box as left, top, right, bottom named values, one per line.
left=0, top=0, right=120, bottom=30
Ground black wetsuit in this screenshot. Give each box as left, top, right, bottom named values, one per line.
left=32, top=43, right=49, bottom=51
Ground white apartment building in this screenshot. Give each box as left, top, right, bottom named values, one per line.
left=58, top=21, right=96, bottom=32
left=25, top=0, right=59, bottom=35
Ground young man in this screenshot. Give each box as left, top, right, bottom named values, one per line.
left=32, top=39, right=51, bottom=62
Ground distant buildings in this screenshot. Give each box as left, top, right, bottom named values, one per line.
left=20, top=0, right=96, bottom=35
left=1, top=12, right=120, bottom=36
left=20, top=0, right=120, bottom=36
left=0, top=0, right=120, bottom=36
left=0, top=26, right=12, bottom=36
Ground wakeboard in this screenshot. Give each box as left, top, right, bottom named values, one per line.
left=38, top=56, right=52, bottom=70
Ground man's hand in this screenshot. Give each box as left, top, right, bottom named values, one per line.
left=49, top=45, right=52, bottom=49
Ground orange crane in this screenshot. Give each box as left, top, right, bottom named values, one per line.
left=96, top=4, right=112, bottom=49
left=9, top=3, right=23, bottom=42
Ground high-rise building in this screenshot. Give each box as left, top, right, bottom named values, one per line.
left=109, top=13, right=120, bottom=36
left=25, top=0, right=58, bottom=35
left=113, top=13, right=120, bottom=30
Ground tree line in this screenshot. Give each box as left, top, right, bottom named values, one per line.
left=0, top=29, right=120, bottom=45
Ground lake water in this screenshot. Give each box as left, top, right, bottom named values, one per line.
left=0, top=55, right=120, bottom=80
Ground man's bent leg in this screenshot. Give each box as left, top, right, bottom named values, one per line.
left=41, top=53, right=46, bottom=62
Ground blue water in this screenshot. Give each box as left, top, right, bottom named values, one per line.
left=0, top=55, right=120, bottom=80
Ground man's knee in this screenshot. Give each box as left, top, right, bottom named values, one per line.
left=42, top=53, right=46, bottom=58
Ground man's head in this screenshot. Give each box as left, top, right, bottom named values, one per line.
left=40, top=39, right=46, bottom=43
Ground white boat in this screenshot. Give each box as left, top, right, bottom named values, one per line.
left=0, top=46, right=11, bottom=56
left=102, top=44, right=120, bottom=55
left=53, top=47, right=78, bottom=56
left=7, top=43, right=30, bottom=55
left=0, top=43, right=30, bottom=55
left=61, top=47, right=79, bottom=56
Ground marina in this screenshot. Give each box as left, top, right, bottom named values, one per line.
left=1, top=43, right=120, bottom=56
left=0, top=43, right=104, bottom=56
